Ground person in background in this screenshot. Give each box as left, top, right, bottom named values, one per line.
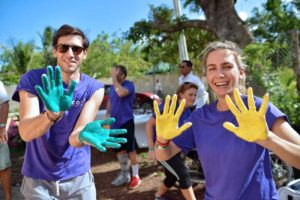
left=12, top=24, right=126, bottom=200
left=154, top=41, right=300, bottom=199
left=0, top=81, right=11, bottom=200
left=146, top=82, right=198, bottom=200
left=107, top=65, right=141, bottom=189
left=178, top=60, right=208, bottom=108
left=155, top=79, right=163, bottom=97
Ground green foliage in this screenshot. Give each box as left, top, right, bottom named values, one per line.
left=243, top=43, right=274, bottom=87
left=244, top=42, right=300, bottom=130
left=126, top=3, right=215, bottom=70
left=38, top=26, right=57, bottom=66
left=248, top=0, right=300, bottom=43
left=81, top=33, right=151, bottom=79
left=0, top=41, right=35, bottom=83
left=263, top=68, right=300, bottom=130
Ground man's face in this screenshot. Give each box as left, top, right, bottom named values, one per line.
left=179, top=62, right=191, bottom=76
left=116, top=70, right=125, bottom=82
left=53, top=35, right=87, bottom=75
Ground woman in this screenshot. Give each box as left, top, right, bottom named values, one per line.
left=154, top=41, right=300, bottom=199
left=146, top=82, right=198, bottom=200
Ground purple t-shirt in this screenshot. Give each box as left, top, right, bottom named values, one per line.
left=12, top=68, right=103, bottom=181
left=174, top=96, right=286, bottom=200
left=109, top=80, right=134, bottom=128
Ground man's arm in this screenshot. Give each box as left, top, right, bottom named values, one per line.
left=18, top=90, right=56, bottom=141
left=111, top=68, right=129, bottom=97
left=69, top=88, right=104, bottom=147
left=0, top=101, right=9, bottom=143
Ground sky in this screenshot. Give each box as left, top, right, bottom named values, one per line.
left=0, top=0, right=265, bottom=48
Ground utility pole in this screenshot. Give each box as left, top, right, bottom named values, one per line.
left=173, top=0, right=189, bottom=61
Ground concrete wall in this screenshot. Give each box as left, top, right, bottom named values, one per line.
left=4, top=72, right=207, bottom=113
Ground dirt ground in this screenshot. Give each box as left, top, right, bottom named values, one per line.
left=7, top=146, right=205, bottom=200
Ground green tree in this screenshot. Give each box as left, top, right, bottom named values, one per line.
left=0, top=41, right=35, bottom=84
left=38, top=26, right=56, bottom=67
left=248, top=0, right=300, bottom=43
left=126, top=0, right=254, bottom=51
left=82, top=33, right=151, bottom=79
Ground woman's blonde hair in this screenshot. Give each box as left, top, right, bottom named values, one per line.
left=202, top=41, right=247, bottom=70
left=201, top=41, right=247, bottom=94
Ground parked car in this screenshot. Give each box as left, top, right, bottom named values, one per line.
left=97, top=84, right=161, bottom=148
left=96, top=110, right=152, bottom=148
left=99, top=84, right=161, bottom=113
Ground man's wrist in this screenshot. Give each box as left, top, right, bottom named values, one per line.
left=44, top=112, right=62, bottom=123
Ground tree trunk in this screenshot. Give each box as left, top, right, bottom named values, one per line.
left=198, top=0, right=254, bottom=47
left=291, top=30, right=300, bottom=96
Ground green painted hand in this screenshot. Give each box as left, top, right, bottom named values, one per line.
left=223, top=87, right=269, bottom=142
left=35, top=66, right=76, bottom=112
left=79, top=118, right=127, bottom=152
left=153, top=94, right=192, bottom=140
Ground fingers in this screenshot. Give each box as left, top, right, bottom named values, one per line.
left=55, top=66, right=63, bottom=88
left=234, top=88, right=247, bottom=113
left=162, top=95, right=171, bottom=115
left=47, top=66, right=55, bottom=88
left=109, top=129, right=127, bottom=136
left=35, top=85, right=48, bottom=102
left=107, top=137, right=127, bottom=144
left=169, top=94, right=177, bottom=115
left=99, top=118, right=116, bottom=126
left=247, top=87, right=256, bottom=112
left=41, top=74, right=50, bottom=94
left=225, top=95, right=241, bottom=117
left=175, top=99, right=185, bottom=119
left=102, top=141, right=121, bottom=148
left=223, top=122, right=238, bottom=134
left=259, top=93, right=269, bottom=115
left=67, top=80, right=76, bottom=96
left=94, top=143, right=107, bottom=152
left=177, top=122, right=192, bottom=136
left=153, top=101, right=161, bottom=118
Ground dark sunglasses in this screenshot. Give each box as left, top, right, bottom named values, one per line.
left=55, top=44, right=85, bottom=55
left=178, top=64, right=185, bottom=69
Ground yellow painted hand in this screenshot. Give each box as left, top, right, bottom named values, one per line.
left=223, top=87, right=269, bottom=142
left=153, top=94, right=192, bottom=140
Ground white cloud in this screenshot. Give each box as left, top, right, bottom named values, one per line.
left=238, top=11, right=248, bottom=21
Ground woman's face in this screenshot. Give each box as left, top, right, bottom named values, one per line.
left=205, top=49, right=244, bottom=99
left=179, top=87, right=197, bottom=108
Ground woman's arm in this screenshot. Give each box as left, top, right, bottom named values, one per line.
left=257, top=118, right=300, bottom=169
left=145, top=117, right=156, bottom=149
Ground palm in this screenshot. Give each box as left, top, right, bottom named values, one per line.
left=35, top=66, right=76, bottom=112
left=223, top=87, right=269, bottom=142
left=79, top=118, right=127, bottom=152
left=154, top=95, right=192, bottom=140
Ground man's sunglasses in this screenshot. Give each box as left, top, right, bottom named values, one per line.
left=55, top=44, right=85, bottom=55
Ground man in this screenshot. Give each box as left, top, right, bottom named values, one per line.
left=154, top=79, right=163, bottom=97
left=107, top=65, right=141, bottom=189
left=12, top=24, right=126, bottom=199
left=0, top=81, right=11, bottom=200
left=178, top=60, right=208, bottom=108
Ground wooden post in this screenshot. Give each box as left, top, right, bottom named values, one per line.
left=291, top=30, right=300, bottom=96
